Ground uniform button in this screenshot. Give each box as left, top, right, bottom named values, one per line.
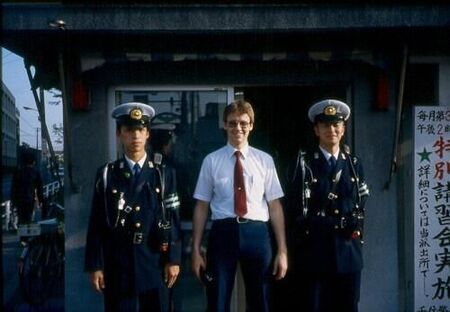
left=351, top=177, right=355, bottom=182
left=334, top=209, right=339, bottom=214
left=135, top=222, right=141, bottom=228
left=334, top=225, right=339, bottom=230
left=312, top=178, right=318, bottom=183
left=155, top=187, right=160, bottom=193
left=135, top=206, right=140, bottom=212
left=112, top=189, right=118, bottom=193
left=305, top=230, right=309, bottom=235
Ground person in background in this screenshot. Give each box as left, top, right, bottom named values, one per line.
left=85, top=102, right=181, bottom=312
left=191, top=99, right=288, bottom=312
left=11, top=150, right=44, bottom=225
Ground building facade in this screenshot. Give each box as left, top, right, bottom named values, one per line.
left=2, top=3, right=450, bottom=311
left=1, top=82, right=19, bottom=171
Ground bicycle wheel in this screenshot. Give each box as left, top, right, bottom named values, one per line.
left=19, top=239, right=54, bottom=305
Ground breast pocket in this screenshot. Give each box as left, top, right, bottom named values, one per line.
left=245, top=174, right=265, bottom=200
left=214, top=177, right=233, bottom=200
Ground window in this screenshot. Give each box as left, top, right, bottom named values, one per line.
left=115, top=87, right=233, bottom=220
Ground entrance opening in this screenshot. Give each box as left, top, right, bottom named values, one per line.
left=240, top=85, right=347, bottom=185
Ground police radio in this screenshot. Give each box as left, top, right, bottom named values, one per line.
left=153, top=152, right=171, bottom=253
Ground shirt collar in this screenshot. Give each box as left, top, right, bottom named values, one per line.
left=124, top=153, right=147, bottom=171
left=226, top=143, right=249, bottom=159
left=319, top=146, right=339, bottom=161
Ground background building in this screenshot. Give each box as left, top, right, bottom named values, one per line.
left=1, top=82, right=19, bottom=172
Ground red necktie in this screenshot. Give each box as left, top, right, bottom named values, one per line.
left=234, top=151, right=248, bottom=217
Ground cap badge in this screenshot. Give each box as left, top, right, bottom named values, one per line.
left=130, top=108, right=143, bottom=120
left=324, top=105, right=337, bottom=116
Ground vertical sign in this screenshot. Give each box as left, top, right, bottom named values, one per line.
left=414, top=106, right=450, bottom=312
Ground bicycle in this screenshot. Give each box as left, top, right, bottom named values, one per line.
left=17, top=203, right=64, bottom=306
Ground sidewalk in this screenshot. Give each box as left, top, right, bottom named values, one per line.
left=2, top=230, right=64, bottom=312
left=3, top=229, right=207, bottom=312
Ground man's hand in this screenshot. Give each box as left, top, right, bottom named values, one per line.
left=89, top=270, right=105, bottom=293
left=191, top=250, right=206, bottom=283
left=272, top=251, right=288, bottom=280
left=165, top=264, right=180, bottom=288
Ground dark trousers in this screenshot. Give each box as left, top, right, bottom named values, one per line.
left=17, top=202, right=34, bottom=225
left=206, top=219, right=273, bottom=312
left=296, top=271, right=361, bottom=312
left=104, top=288, right=167, bottom=312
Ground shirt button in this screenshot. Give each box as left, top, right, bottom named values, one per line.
left=135, top=222, right=141, bottom=228
left=135, top=206, right=140, bottom=212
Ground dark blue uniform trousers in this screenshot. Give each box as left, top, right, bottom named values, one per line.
left=104, top=287, right=168, bottom=312
left=299, top=271, right=361, bottom=312
left=206, top=218, right=273, bottom=312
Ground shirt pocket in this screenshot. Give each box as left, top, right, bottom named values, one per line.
left=245, top=173, right=265, bottom=200
left=214, top=177, right=233, bottom=200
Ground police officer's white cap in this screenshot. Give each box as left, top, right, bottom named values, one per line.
left=111, top=102, right=155, bottom=127
left=151, top=123, right=176, bottom=131
left=308, top=99, right=351, bottom=123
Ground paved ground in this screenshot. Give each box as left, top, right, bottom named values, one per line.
left=2, top=230, right=64, bottom=312
left=3, top=229, right=207, bottom=312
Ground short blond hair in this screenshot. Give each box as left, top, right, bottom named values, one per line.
left=223, top=99, right=255, bottom=124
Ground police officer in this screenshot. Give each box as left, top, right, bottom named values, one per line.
left=151, top=123, right=176, bottom=167
left=286, top=99, right=369, bottom=312
left=84, top=102, right=182, bottom=312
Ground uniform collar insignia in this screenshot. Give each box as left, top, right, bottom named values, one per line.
left=341, top=153, right=346, bottom=160
left=119, top=161, right=124, bottom=169
left=148, top=161, right=154, bottom=168
left=314, top=152, right=319, bottom=159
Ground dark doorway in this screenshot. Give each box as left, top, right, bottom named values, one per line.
left=240, top=85, right=347, bottom=184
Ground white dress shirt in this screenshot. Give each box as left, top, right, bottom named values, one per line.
left=194, top=143, right=284, bottom=221
left=319, top=146, right=340, bottom=163
left=124, top=153, right=147, bottom=172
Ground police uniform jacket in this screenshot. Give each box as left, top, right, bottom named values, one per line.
left=287, top=149, right=369, bottom=274
left=84, top=155, right=181, bottom=295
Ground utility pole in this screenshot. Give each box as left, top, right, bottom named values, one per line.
left=36, top=127, right=40, bottom=150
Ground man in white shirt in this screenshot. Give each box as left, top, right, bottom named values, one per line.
left=191, top=99, right=288, bottom=312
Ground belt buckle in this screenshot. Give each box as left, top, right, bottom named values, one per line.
left=236, top=216, right=249, bottom=224
left=340, top=217, right=347, bottom=229
left=133, top=232, right=143, bottom=244
left=328, top=192, right=338, bottom=200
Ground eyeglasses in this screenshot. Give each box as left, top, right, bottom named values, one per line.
left=227, top=121, right=252, bottom=129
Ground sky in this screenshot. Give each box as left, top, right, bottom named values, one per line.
left=2, top=47, right=63, bottom=151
